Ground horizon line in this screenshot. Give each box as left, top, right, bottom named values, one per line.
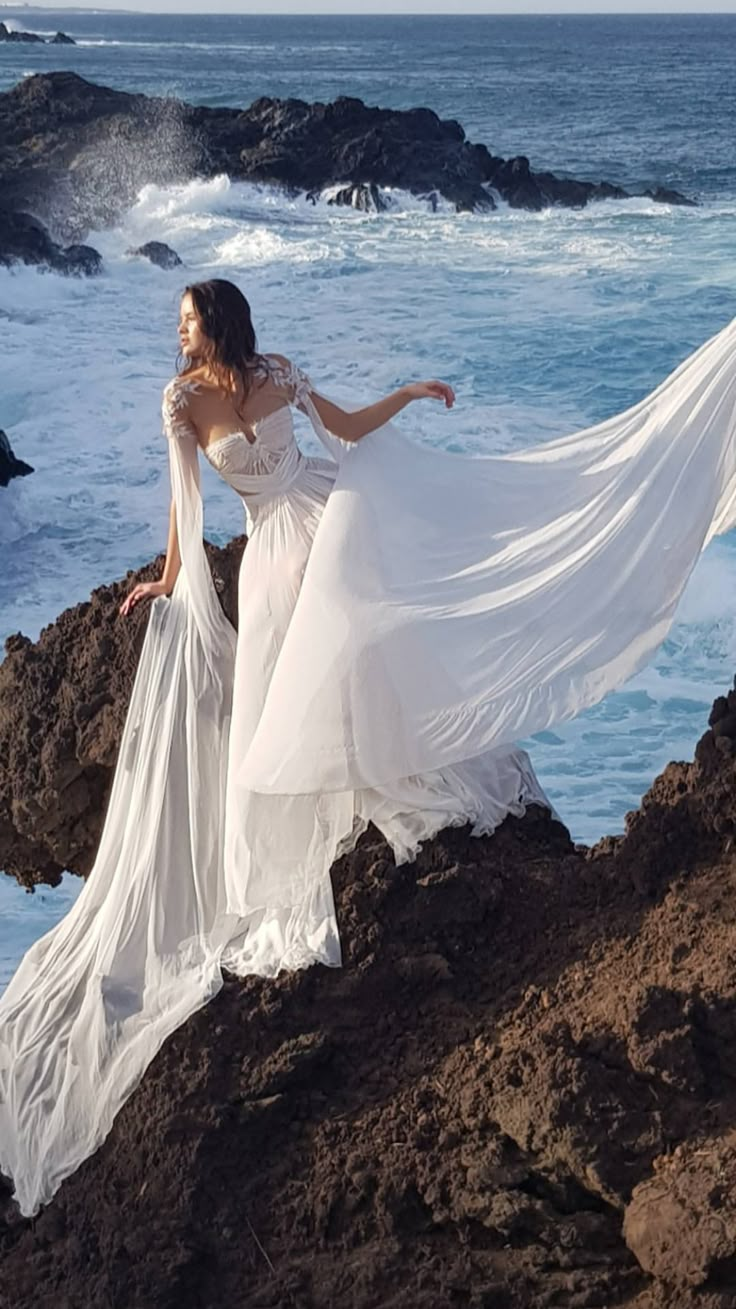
left=5, top=3, right=736, bottom=13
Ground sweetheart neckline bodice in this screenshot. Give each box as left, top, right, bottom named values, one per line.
left=201, top=405, right=294, bottom=465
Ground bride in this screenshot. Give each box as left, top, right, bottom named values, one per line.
left=2, top=277, right=736, bottom=1220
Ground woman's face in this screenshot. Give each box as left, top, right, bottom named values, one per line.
left=177, top=293, right=208, bottom=358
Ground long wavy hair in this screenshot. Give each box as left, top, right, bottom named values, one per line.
left=177, top=279, right=272, bottom=418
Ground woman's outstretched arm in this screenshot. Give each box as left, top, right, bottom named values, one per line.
left=307, top=378, right=455, bottom=443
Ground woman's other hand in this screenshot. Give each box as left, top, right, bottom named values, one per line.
left=403, top=380, right=455, bottom=408
left=119, top=580, right=169, bottom=617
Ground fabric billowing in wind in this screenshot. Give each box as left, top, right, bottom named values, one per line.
left=1, top=316, right=736, bottom=1219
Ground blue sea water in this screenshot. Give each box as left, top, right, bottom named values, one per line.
left=1, top=10, right=736, bottom=986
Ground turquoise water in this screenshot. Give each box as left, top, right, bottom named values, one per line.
left=1, top=10, right=736, bottom=984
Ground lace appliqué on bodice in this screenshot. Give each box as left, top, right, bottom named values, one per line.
left=161, top=357, right=314, bottom=446
left=162, top=357, right=315, bottom=501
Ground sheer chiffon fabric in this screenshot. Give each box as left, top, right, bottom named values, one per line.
left=2, top=317, right=736, bottom=1218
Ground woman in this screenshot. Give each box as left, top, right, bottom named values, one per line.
left=1, top=278, right=736, bottom=1219
left=125, top=278, right=557, bottom=974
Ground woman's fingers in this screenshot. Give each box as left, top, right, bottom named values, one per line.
left=120, top=585, right=142, bottom=617
left=407, top=379, right=455, bottom=406
left=120, top=581, right=167, bottom=616
left=428, top=380, right=455, bottom=406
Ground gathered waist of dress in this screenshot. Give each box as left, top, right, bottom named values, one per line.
left=226, top=442, right=305, bottom=507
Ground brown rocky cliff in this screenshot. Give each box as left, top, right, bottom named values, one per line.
left=1, top=550, right=736, bottom=1307
left=0, top=535, right=244, bottom=887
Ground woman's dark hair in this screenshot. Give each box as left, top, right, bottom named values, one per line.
left=178, top=278, right=272, bottom=416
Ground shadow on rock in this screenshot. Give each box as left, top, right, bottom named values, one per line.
left=2, top=548, right=736, bottom=1307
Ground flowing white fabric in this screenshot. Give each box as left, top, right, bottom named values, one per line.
left=1, top=317, right=735, bottom=1219
left=240, top=318, right=736, bottom=794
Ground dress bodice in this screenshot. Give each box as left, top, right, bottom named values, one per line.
left=162, top=357, right=314, bottom=505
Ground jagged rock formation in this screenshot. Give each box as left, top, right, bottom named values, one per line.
left=1, top=544, right=736, bottom=1306
left=126, top=239, right=183, bottom=268
left=0, top=71, right=695, bottom=265
left=0, top=430, right=33, bottom=487
left=0, top=22, right=75, bottom=44
left=0, top=209, right=101, bottom=275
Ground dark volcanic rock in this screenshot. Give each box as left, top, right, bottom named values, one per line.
left=0, top=71, right=695, bottom=251
left=0, top=431, right=33, bottom=487
left=0, top=209, right=101, bottom=275
left=0, top=21, right=74, bottom=45
left=4, top=565, right=733, bottom=1309
left=2, top=546, right=736, bottom=1305
left=126, top=239, right=183, bottom=268
left=0, top=538, right=243, bottom=886
left=0, top=22, right=42, bottom=43
left=321, top=181, right=391, bottom=212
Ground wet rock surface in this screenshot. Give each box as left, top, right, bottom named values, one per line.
left=0, top=23, right=75, bottom=45
left=1, top=544, right=736, bottom=1305
left=126, top=239, right=183, bottom=268
left=0, top=71, right=695, bottom=261
left=0, top=209, right=101, bottom=275
left=0, top=431, right=33, bottom=488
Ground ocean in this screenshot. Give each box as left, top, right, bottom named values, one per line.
left=1, top=8, right=736, bottom=988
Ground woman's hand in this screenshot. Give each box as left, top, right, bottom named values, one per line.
left=403, top=380, right=455, bottom=408
left=119, top=579, right=170, bottom=617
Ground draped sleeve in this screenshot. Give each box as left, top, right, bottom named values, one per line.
left=161, top=378, right=237, bottom=689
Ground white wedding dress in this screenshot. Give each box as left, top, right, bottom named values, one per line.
left=2, top=317, right=736, bottom=1219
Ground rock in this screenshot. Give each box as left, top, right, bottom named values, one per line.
left=325, top=182, right=390, bottom=212
left=0, top=22, right=75, bottom=45
left=0, top=72, right=695, bottom=249
left=126, top=240, right=182, bottom=268
left=0, top=536, right=244, bottom=886
left=645, top=184, right=697, bottom=208
left=59, top=242, right=103, bottom=276
left=0, top=22, right=43, bottom=43
left=0, top=210, right=102, bottom=275
left=0, top=430, right=33, bottom=487
left=3, top=547, right=736, bottom=1304
left=624, top=1140, right=736, bottom=1288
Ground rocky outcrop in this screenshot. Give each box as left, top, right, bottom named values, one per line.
left=0, top=209, right=101, bottom=275
left=0, top=431, right=33, bottom=487
left=0, top=21, right=42, bottom=43
left=2, top=546, right=736, bottom=1306
left=126, top=239, right=182, bottom=268
left=0, top=22, right=75, bottom=45
left=0, top=537, right=243, bottom=886
left=0, top=71, right=695, bottom=257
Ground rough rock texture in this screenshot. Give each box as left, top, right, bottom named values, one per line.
left=0, top=537, right=243, bottom=887
left=624, top=1136, right=736, bottom=1293
left=2, top=545, right=736, bottom=1306
left=0, top=430, right=33, bottom=487
left=0, top=71, right=695, bottom=258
